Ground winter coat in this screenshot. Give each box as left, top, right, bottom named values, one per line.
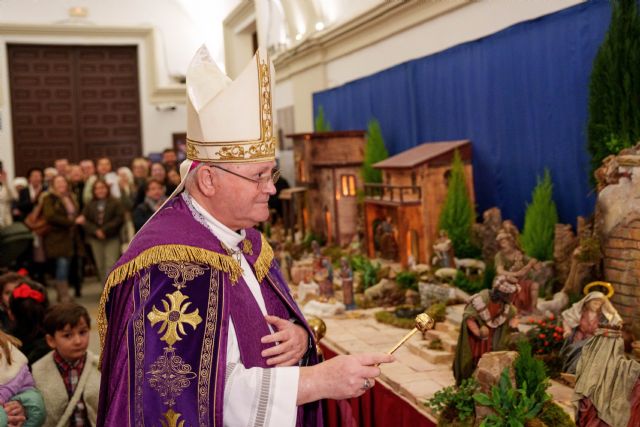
left=41, top=193, right=79, bottom=259
left=82, top=197, right=125, bottom=240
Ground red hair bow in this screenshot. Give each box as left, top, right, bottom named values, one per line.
left=12, top=283, right=45, bottom=303
left=16, top=268, right=29, bottom=277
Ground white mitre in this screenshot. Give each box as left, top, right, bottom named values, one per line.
left=185, top=45, right=276, bottom=164
left=145, top=46, right=277, bottom=226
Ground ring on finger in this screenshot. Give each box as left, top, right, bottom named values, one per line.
left=362, top=378, right=371, bottom=390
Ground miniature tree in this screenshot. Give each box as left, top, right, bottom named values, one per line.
left=362, top=118, right=388, bottom=183
left=520, top=169, right=558, bottom=261
left=438, top=150, right=478, bottom=258
left=314, top=105, right=332, bottom=132
left=587, top=0, right=640, bottom=184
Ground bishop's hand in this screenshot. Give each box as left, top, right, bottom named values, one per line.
left=261, top=315, right=309, bottom=367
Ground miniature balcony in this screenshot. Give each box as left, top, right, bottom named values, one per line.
left=364, top=183, right=422, bottom=205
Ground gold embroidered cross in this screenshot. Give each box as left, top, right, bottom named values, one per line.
left=147, top=291, right=202, bottom=346
left=160, top=408, right=185, bottom=427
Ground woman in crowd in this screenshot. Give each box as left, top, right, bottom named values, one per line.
left=77, top=179, right=124, bottom=282
left=130, top=157, right=149, bottom=193
left=42, top=175, right=80, bottom=302
left=135, top=162, right=168, bottom=206
left=117, top=166, right=136, bottom=211
left=133, top=179, right=165, bottom=231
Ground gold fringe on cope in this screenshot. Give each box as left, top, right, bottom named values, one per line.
left=254, top=234, right=274, bottom=283
left=98, top=244, right=241, bottom=360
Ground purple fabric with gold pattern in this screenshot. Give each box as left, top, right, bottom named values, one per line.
left=97, top=195, right=321, bottom=426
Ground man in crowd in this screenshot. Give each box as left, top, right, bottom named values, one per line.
left=84, top=157, right=120, bottom=204
left=98, top=46, right=392, bottom=427
left=79, top=159, right=96, bottom=182
left=161, top=148, right=178, bottom=172
left=54, top=158, right=70, bottom=178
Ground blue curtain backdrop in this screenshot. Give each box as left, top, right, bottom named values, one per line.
left=313, top=1, right=612, bottom=227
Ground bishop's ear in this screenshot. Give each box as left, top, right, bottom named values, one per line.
left=195, top=164, right=218, bottom=197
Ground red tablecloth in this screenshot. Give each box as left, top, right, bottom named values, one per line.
left=320, top=342, right=436, bottom=427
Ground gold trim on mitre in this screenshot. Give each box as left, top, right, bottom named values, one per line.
left=186, top=50, right=275, bottom=163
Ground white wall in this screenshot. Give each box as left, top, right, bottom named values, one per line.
left=325, top=0, right=583, bottom=88
left=0, top=0, right=234, bottom=177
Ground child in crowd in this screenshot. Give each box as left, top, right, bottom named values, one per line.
left=33, top=302, right=100, bottom=427
left=0, top=272, right=22, bottom=330
left=0, top=329, right=46, bottom=427
left=8, top=280, right=49, bottom=365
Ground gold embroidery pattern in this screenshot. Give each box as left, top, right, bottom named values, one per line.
left=197, top=271, right=219, bottom=426
left=184, top=51, right=275, bottom=163
left=186, top=142, right=199, bottom=160
left=148, top=347, right=197, bottom=407
left=99, top=244, right=240, bottom=360
left=159, top=407, right=185, bottom=427
left=258, top=56, right=273, bottom=147
left=134, top=271, right=150, bottom=426
left=147, top=291, right=202, bottom=346
left=159, top=261, right=208, bottom=290
left=242, top=239, right=253, bottom=256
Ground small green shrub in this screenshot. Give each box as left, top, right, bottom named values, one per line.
left=452, top=271, right=486, bottom=295
left=350, top=255, right=381, bottom=290
left=314, top=105, right=332, bottom=132
left=396, top=271, right=419, bottom=291
left=394, top=305, right=424, bottom=319
left=303, top=232, right=325, bottom=250
left=362, top=118, right=389, bottom=183
left=438, top=150, right=480, bottom=259
left=514, top=341, right=550, bottom=405
left=537, top=401, right=576, bottom=427
left=374, top=310, right=415, bottom=329
left=520, top=170, right=558, bottom=261
left=321, top=245, right=345, bottom=265
left=576, top=236, right=601, bottom=263
left=426, top=302, right=447, bottom=322
left=428, top=338, right=444, bottom=351
left=426, top=378, right=479, bottom=424
left=473, top=368, right=547, bottom=427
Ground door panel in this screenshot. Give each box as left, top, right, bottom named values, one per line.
left=8, top=44, right=142, bottom=176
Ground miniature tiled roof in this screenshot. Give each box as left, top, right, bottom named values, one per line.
left=373, top=140, right=470, bottom=169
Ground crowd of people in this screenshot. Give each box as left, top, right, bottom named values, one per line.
left=0, top=149, right=180, bottom=300
left=0, top=149, right=180, bottom=426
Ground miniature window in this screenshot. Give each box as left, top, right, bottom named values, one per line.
left=341, top=175, right=356, bottom=197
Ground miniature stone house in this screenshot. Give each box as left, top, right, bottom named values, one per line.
left=364, top=140, right=474, bottom=267
left=286, top=131, right=366, bottom=245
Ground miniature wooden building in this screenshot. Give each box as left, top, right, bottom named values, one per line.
left=364, top=140, right=475, bottom=266
left=286, top=131, right=366, bottom=246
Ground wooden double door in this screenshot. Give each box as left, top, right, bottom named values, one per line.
left=8, top=44, right=142, bottom=176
